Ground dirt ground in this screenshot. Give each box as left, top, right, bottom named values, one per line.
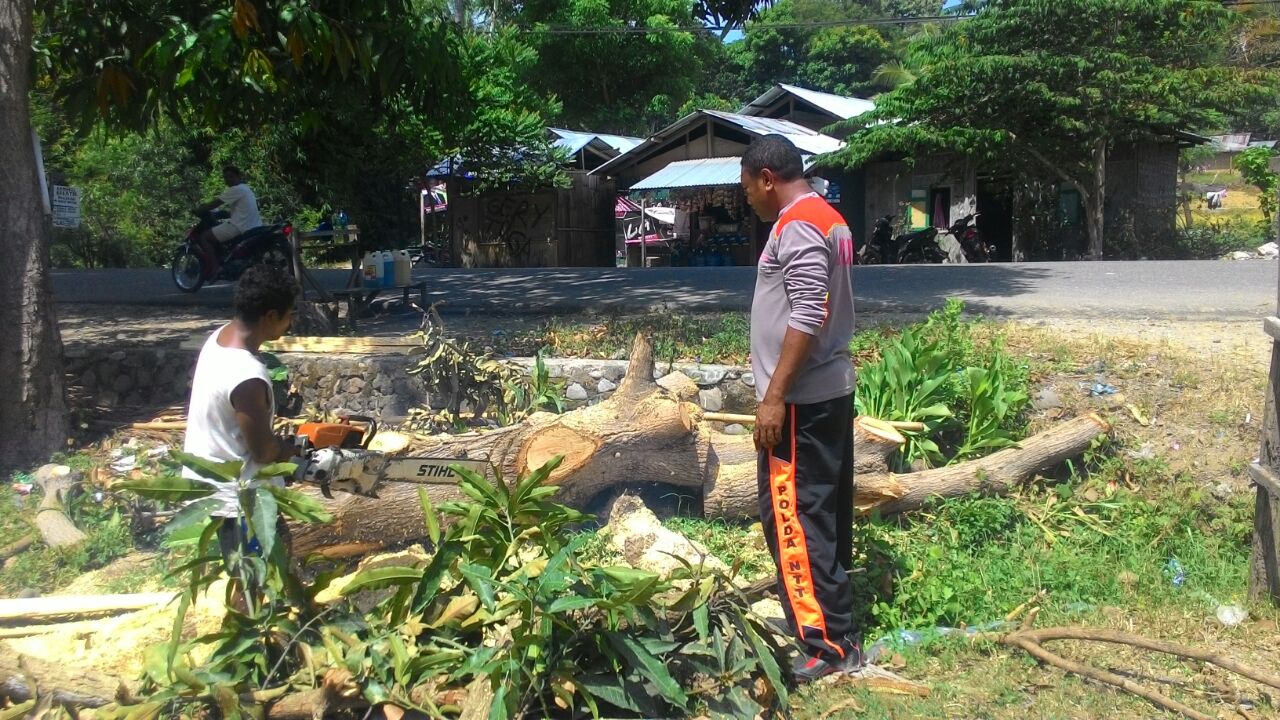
left=58, top=304, right=1273, bottom=361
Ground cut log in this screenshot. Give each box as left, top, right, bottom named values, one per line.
left=287, top=335, right=1111, bottom=558
left=0, top=534, right=35, bottom=561
left=876, top=414, right=1112, bottom=516
left=33, top=464, right=86, bottom=548
left=0, top=592, right=175, bottom=626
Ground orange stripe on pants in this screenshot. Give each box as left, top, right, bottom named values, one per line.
left=768, top=405, right=844, bottom=658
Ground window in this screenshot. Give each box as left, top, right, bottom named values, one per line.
left=908, top=188, right=929, bottom=229
left=1058, top=189, right=1081, bottom=226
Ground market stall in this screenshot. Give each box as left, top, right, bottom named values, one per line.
left=625, top=157, right=761, bottom=268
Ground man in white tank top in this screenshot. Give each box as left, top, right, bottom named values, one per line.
left=184, top=264, right=299, bottom=563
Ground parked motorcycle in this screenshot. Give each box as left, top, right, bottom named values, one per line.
left=862, top=213, right=992, bottom=264
left=948, top=213, right=994, bottom=263
left=859, top=215, right=897, bottom=265
left=861, top=214, right=946, bottom=264
left=171, top=211, right=294, bottom=293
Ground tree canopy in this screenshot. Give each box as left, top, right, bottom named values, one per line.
left=824, top=0, right=1277, bottom=257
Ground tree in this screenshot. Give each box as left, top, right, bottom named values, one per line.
left=730, top=0, right=897, bottom=101
left=1, top=0, right=471, bottom=472
left=509, top=0, right=708, bottom=134
left=0, top=0, right=69, bottom=470
left=826, top=0, right=1274, bottom=258
left=1236, top=146, right=1279, bottom=234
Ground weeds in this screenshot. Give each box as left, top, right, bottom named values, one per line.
left=856, top=300, right=1030, bottom=468
left=0, top=483, right=136, bottom=595
left=111, top=455, right=792, bottom=719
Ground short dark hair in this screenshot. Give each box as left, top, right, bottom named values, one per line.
left=234, top=265, right=299, bottom=322
left=742, top=135, right=804, bottom=182
left=222, top=165, right=243, bottom=177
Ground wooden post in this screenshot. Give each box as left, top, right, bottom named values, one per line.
left=1250, top=158, right=1280, bottom=606
left=639, top=196, right=648, bottom=269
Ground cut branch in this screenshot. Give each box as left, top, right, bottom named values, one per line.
left=1014, top=627, right=1280, bottom=690
left=1005, top=635, right=1214, bottom=720
left=33, top=464, right=85, bottom=548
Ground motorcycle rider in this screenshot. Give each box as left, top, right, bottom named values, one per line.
left=194, top=165, right=264, bottom=264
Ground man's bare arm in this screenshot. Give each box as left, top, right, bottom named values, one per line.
left=230, top=379, right=292, bottom=464
left=194, top=198, right=224, bottom=215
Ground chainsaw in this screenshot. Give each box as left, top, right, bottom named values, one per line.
left=292, top=416, right=488, bottom=499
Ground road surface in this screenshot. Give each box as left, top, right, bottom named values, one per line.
left=52, top=261, right=1278, bottom=319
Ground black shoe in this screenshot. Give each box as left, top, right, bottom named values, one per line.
left=792, top=643, right=866, bottom=684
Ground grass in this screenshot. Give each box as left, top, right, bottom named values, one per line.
left=573, top=308, right=1275, bottom=718
left=539, top=312, right=752, bottom=365
left=0, top=450, right=156, bottom=596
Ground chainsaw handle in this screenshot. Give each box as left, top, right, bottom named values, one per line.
left=342, top=414, right=378, bottom=449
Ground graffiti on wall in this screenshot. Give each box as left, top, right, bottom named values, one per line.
left=456, top=193, right=555, bottom=267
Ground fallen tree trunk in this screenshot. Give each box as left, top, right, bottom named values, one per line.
left=290, top=334, right=1110, bottom=557
left=0, top=592, right=175, bottom=626
left=33, top=464, right=86, bottom=548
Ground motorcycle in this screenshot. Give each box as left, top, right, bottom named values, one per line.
left=859, top=215, right=897, bottom=265
left=948, top=213, right=994, bottom=263
left=861, top=214, right=946, bottom=264
left=895, top=224, right=947, bottom=264
left=861, top=213, right=992, bottom=265
left=171, top=210, right=294, bottom=293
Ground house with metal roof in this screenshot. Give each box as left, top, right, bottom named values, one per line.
left=550, top=129, right=643, bottom=171
left=588, top=85, right=867, bottom=267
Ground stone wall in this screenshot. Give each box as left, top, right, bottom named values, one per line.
left=65, top=347, right=758, bottom=418
left=65, top=346, right=197, bottom=410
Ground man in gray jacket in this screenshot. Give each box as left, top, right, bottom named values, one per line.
left=741, top=134, right=861, bottom=682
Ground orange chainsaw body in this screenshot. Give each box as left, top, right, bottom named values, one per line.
left=296, top=416, right=376, bottom=450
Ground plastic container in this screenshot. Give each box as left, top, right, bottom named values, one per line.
left=394, top=250, right=412, bottom=286
left=362, top=251, right=382, bottom=287
left=381, top=251, right=395, bottom=287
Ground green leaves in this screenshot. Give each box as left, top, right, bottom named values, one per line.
left=248, top=487, right=279, bottom=560
left=116, top=452, right=791, bottom=720
left=856, top=300, right=1030, bottom=468
left=341, top=566, right=425, bottom=596
left=115, top=474, right=216, bottom=503
left=605, top=632, right=689, bottom=708
left=265, top=485, right=332, bottom=524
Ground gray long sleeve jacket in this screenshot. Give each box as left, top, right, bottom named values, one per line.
left=749, top=192, right=856, bottom=404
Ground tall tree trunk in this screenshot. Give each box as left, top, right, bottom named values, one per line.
left=1085, top=140, right=1107, bottom=259
left=0, top=0, right=70, bottom=473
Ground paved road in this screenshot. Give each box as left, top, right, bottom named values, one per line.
left=52, top=260, right=1278, bottom=319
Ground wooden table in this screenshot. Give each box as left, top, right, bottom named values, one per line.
left=329, top=282, right=429, bottom=330
left=291, top=226, right=362, bottom=302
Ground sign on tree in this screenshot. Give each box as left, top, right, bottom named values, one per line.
left=51, top=186, right=81, bottom=229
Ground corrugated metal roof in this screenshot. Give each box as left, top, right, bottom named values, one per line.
left=739, top=84, right=876, bottom=122
left=549, top=128, right=643, bottom=157
left=592, top=109, right=843, bottom=178
left=595, top=133, right=643, bottom=154
left=778, top=84, right=875, bottom=120
left=630, top=157, right=745, bottom=191
left=629, top=155, right=818, bottom=191
left=700, top=110, right=844, bottom=155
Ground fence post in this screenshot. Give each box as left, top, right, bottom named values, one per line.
left=1249, top=158, right=1280, bottom=605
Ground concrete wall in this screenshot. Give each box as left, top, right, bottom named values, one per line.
left=862, top=155, right=978, bottom=242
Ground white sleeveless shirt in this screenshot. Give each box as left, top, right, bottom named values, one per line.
left=183, top=326, right=277, bottom=517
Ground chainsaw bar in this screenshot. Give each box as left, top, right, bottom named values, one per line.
left=378, top=456, right=491, bottom=484
left=301, top=448, right=491, bottom=498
